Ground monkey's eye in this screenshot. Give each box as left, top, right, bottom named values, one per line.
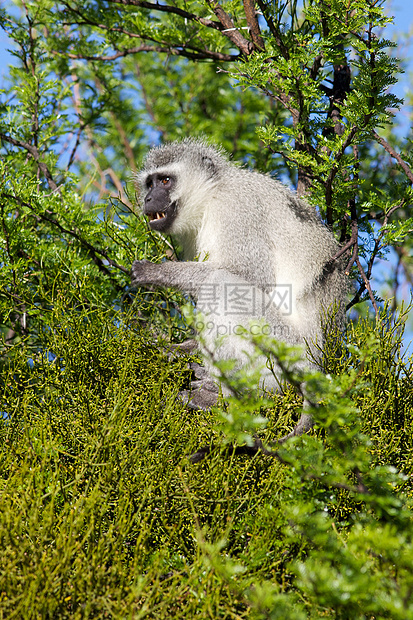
left=161, top=177, right=170, bottom=185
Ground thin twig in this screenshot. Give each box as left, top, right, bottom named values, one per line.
left=373, top=133, right=413, bottom=185
left=1, top=192, right=129, bottom=279
left=355, top=256, right=379, bottom=314
left=0, top=133, right=59, bottom=193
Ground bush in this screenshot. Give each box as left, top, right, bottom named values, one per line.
left=1, top=294, right=412, bottom=618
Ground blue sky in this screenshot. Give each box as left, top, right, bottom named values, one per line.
left=387, top=1, right=413, bottom=133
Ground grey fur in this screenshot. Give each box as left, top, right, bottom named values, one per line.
left=132, top=138, right=347, bottom=425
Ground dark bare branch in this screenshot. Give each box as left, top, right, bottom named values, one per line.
left=189, top=437, right=288, bottom=464
left=242, top=0, right=265, bottom=51
left=190, top=437, right=372, bottom=496
left=329, top=202, right=359, bottom=275
left=205, top=0, right=254, bottom=56
left=103, top=0, right=223, bottom=30
left=58, top=43, right=236, bottom=63
left=373, top=130, right=413, bottom=184
left=355, top=256, right=379, bottom=314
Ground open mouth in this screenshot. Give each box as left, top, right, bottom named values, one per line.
left=148, top=212, right=166, bottom=222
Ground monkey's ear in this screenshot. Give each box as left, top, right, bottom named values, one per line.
left=201, top=155, right=217, bottom=178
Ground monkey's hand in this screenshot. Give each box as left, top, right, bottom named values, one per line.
left=131, top=260, right=162, bottom=287
left=131, top=259, right=213, bottom=295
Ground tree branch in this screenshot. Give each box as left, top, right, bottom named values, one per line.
left=59, top=43, right=236, bottom=63
left=255, top=0, right=288, bottom=57
left=103, top=0, right=223, bottom=31
left=0, top=133, right=59, bottom=193
left=242, top=0, right=265, bottom=51
left=329, top=201, right=359, bottom=275
left=205, top=0, right=254, bottom=56
left=189, top=437, right=288, bottom=464
left=372, top=130, right=413, bottom=184
left=1, top=192, right=129, bottom=280
left=355, top=256, right=379, bottom=314
left=190, top=438, right=371, bottom=496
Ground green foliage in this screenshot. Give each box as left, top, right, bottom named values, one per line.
left=247, top=0, right=402, bottom=219
left=1, top=298, right=413, bottom=618
left=1, top=0, right=413, bottom=617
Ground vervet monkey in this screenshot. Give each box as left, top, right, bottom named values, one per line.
left=131, top=138, right=347, bottom=438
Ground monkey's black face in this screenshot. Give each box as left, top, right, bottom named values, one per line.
left=143, top=173, right=177, bottom=232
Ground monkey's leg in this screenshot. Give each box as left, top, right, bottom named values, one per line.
left=167, top=341, right=219, bottom=410
left=132, top=260, right=235, bottom=409
left=171, top=339, right=198, bottom=354
left=132, top=260, right=315, bottom=433
left=177, top=359, right=220, bottom=411
left=179, top=381, right=220, bottom=411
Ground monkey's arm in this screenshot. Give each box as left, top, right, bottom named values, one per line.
left=131, top=260, right=221, bottom=297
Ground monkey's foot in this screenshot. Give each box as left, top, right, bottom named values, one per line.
left=179, top=379, right=219, bottom=411
left=170, top=339, right=199, bottom=355
left=179, top=362, right=219, bottom=411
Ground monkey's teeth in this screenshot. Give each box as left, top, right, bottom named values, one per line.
left=149, top=212, right=166, bottom=221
